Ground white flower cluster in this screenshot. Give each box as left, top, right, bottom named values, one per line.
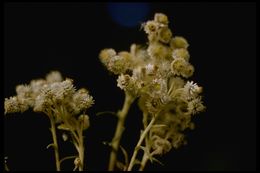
left=4, top=71, right=94, bottom=129
left=99, top=13, right=205, bottom=156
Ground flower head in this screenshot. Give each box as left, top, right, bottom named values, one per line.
left=4, top=96, right=28, bottom=114
left=187, top=96, right=205, bottom=115
left=72, top=88, right=94, bottom=114
left=183, top=81, right=203, bottom=100
left=50, top=79, right=75, bottom=102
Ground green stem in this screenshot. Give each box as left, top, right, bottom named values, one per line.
left=61, top=115, right=84, bottom=171
left=108, top=92, right=135, bottom=171
left=138, top=112, right=150, bottom=171
left=127, top=116, right=156, bottom=171
left=50, top=116, right=61, bottom=171
left=78, top=129, right=84, bottom=171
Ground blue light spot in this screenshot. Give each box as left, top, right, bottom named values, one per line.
left=107, top=3, right=150, bottom=28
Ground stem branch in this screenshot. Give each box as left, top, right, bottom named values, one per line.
left=127, top=116, right=156, bottom=171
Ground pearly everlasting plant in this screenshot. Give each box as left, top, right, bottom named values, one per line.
left=99, top=13, right=205, bottom=171
left=4, top=71, right=94, bottom=171
left=4, top=12, right=205, bottom=171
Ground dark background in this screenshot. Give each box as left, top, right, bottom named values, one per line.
left=4, top=2, right=256, bottom=171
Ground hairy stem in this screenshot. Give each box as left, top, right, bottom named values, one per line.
left=50, top=116, right=61, bottom=171
left=78, top=128, right=84, bottom=171
left=127, top=116, right=156, bottom=171
left=108, top=92, right=135, bottom=171
left=68, top=125, right=84, bottom=171
left=139, top=153, right=149, bottom=171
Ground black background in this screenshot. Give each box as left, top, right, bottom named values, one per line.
left=4, top=2, right=256, bottom=171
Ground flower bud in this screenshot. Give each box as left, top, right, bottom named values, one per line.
left=46, top=71, right=63, bottom=83
left=78, top=114, right=90, bottom=130
left=99, top=48, right=116, bottom=66
left=170, top=36, right=189, bottom=49
left=144, top=21, right=158, bottom=34
left=182, top=64, right=194, bottom=78
left=154, top=13, right=169, bottom=25
left=172, top=48, right=190, bottom=61
left=158, top=27, right=172, bottom=44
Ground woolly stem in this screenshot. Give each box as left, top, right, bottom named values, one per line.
left=108, top=92, right=135, bottom=171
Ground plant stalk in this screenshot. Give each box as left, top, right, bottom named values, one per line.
left=108, top=92, right=135, bottom=171
left=50, top=116, right=61, bottom=171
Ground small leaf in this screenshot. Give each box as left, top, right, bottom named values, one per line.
left=151, top=157, right=164, bottom=166
left=119, top=145, right=129, bottom=166
left=73, top=165, right=78, bottom=171
left=57, top=123, right=70, bottom=131
left=140, top=146, right=153, bottom=159
left=139, top=146, right=146, bottom=152
left=46, top=143, right=55, bottom=149
left=60, top=155, right=77, bottom=165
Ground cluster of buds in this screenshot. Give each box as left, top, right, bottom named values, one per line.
left=4, top=71, right=94, bottom=130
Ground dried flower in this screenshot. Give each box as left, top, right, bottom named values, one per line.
left=145, top=63, right=158, bottom=76
left=183, top=81, right=203, bottom=100
left=187, top=96, right=205, bottom=115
